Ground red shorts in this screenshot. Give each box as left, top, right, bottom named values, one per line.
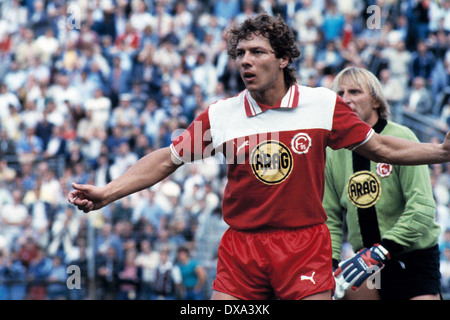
left=212, top=223, right=335, bottom=300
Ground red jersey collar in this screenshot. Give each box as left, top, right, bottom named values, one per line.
left=244, top=84, right=300, bottom=117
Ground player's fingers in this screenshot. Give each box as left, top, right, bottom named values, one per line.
left=74, top=199, right=93, bottom=213
left=348, top=271, right=365, bottom=291
left=337, top=259, right=353, bottom=272
left=341, top=264, right=357, bottom=279
left=82, top=204, right=93, bottom=213
left=68, top=191, right=76, bottom=203
left=340, top=267, right=359, bottom=290
left=68, top=189, right=83, bottom=203
left=72, top=182, right=89, bottom=191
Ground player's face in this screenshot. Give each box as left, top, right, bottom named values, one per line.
left=336, top=80, right=379, bottom=127
left=235, top=33, right=288, bottom=103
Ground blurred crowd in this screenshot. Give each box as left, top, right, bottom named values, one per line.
left=0, top=0, right=449, bottom=299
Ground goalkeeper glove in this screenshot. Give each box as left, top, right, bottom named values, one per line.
left=334, top=244, right=390, bottom=291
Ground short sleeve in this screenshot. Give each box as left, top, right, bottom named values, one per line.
left=327, top=96, right=374, bottom=150
left=170, top=107, right=213, bottom=163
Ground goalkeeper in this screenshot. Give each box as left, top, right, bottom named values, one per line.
left=323, top=67, right=442, bottom=300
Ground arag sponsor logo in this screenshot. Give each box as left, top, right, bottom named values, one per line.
left=250, top=140, right=293, bottom=185
left=347, top=171, right=381, bottom=208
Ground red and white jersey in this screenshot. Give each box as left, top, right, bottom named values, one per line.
left=170, top=84, right=373, bottom=230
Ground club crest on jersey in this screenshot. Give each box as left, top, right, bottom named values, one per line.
left=250, top=140, right=293, bottom=185
left=347, top=171, right=381, bottom=208
left=376, top=163, right=393, bottom=178
left=291, top=132, right=312, bottom=154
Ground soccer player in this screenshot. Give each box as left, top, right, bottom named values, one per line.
left=324, top=67, right=442, bottom=300
left=69, top=14, right=450, bottom=300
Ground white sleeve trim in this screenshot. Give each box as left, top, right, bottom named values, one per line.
left=169, top=143, right=185, bottom=164
left=350, top=128, right=374, bottom=151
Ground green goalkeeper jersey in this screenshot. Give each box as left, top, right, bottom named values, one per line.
left=323, top=119, right=440, bottom=262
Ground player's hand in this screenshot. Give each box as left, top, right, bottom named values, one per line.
left=443, top=131, right=450, bottom=161
left=68, top=182, right=108, bottom=213
left=334, top=244, right=389, bottom=291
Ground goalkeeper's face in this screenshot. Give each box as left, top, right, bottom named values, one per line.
left=336, top=80, right=380, bottom=127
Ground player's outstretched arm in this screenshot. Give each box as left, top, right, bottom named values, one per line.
left=356, top=131, right=450, bottom=166
left=68, top=147, right=182, bottom=213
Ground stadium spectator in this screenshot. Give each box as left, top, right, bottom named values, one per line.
left=380, top=40, right=411, bottom=87
left=106, top=126, right=129, bottom=154
left=109, top=142, right=138, bottom=181
left=176, top=246, right=206, bottom=300
left=219, top=58, right=245, bottom=97
left=28, top=0, right=49, bottom=38
left=105, top=55, right=132, bottom=109
left=153, top=1, right=174, bottom=41
left=128, top=81, right=149, bottom=112
left=213, top=0, right=241, bottom=24
left=27, top=246, right=52, bottom=300
left=0, top=82, right=21, bottom=121
left=0, top=159, right=16, bottom=185
left=409, top=40, right=436, bottom=85
left=1, top=189, right=29, bottom=252
left=173, top=0, right=194, bottom=41
left=379, top=68, right=406, bottom=123
left=95, top=222, right=124, bottom=261
left=0, top=129, right=16, bottom=160
left=35, top=110, right=55, bottom=151
left=406, top=76, right=433, bottom=114
left=321, top=1, right=345, bottom=42
left=132, top=188, right=167, bottom=232
left=129, top=0, right=155, bottom=34
left=428, top=30, right=449, bottom=108
left=134, top=238, right=160, bottom=300
left=43, top=125, right=67, bottom=160
left=108, top=93, right=140, bottom=135
left=93, top=152, right=112, bottom=188
left=3, top=59, right=27, bottom=94
left=192, top=51, right=218, bottom=96
left=47, top=206, right=80, bottom=262
left=33, top=28, right=59, bottom=66
left=0, top=250, right=27, bottom=300
left=136, top=47, right=162, bottom=89
left=152, top=248, right=183, bottom=300
left=117, top=249, right=141, bottom=300
left=96, top=245, right=122, bottom=299
left=23, top=184, right=54, bottom=247
left=46, top=255, right=69, bottom=299
left=16, top=127, right=43, bottom=162
left=294, top=0, right=323, bottom=36
left=412, top=0, right=431, bottom=41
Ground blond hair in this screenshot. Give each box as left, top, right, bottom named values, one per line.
left=330, top=67, right=390, bottom=120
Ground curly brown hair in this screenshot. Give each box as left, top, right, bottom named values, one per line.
left=226, top=13, right=301, bottom=86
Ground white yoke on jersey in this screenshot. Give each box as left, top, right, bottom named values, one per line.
left=171, top=84, right=373, bottom=230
